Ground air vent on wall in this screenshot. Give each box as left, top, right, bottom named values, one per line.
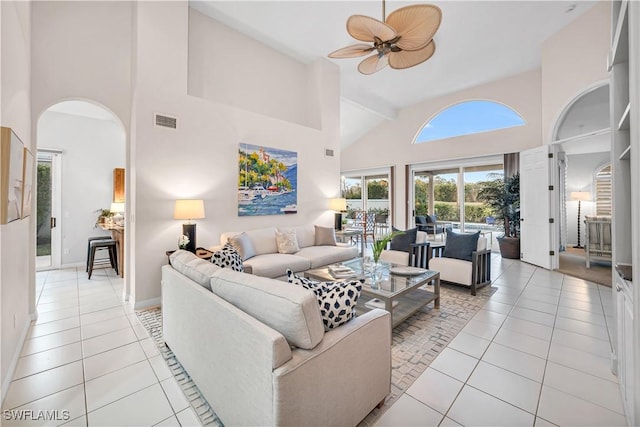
left=155, top=113, right=177, bottom=129
left=325, top=148, right=335, bottom=157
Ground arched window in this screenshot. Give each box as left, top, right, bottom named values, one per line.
left=414, top=100, right=525, bottom=143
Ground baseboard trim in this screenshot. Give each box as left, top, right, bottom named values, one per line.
left=1, top=316, right=33, bottom=404
left=134, top=297, right=161, bottom=310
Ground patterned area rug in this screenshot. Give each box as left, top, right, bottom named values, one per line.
left=136, top=309, right=221, bottom=426
left=137, top=282, right=495, bottom=427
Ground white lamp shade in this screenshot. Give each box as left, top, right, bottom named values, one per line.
left=174, top=199, right=205, bottom=220
left=110, top=202, right=125, bottom=213
left=329, top=198, right=347, bottom=211
left=570, top=191, right=591, bottom=202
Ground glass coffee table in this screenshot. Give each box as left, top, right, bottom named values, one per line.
left=304, top=259, right=440, bottom=328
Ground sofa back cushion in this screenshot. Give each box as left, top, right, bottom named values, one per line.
left=209, top=269, right=325, bottom=349
left=170, top=250, right=221, bottom=290
left=389, top=227, right=418, bottom=252
left=314, top=225, right=337, bottom=246
left=220, top=228, right=278, bottom=256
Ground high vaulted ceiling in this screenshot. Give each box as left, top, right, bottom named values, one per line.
left=191, top=1, right=597, bottom=148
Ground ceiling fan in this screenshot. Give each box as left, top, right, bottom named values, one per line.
left=328, top=0, right=442, bottom=75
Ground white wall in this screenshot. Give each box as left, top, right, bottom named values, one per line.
left=37, top=110, right=126, bottom=265
left=31, top=1, right=132, bottom=127
left=0, top=0, right=32, bottom=401
left=342, top=69, right=543, bottom=228
left=188, top=9, right=320, bottom=129
left=565, top=151, right=609, bottom=245
left=542, top=2, right=610, bottom=143
left=129, top=2, right=340, bottom=306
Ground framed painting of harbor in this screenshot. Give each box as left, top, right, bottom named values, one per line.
left=238, top=143, right=297, bottom=216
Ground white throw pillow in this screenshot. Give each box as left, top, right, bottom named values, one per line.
left=228, top=232, right=256, bottom=261
left=275, top=230, right=300, bottom=254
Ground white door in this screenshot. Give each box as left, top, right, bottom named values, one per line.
left=520, top=145, right=553, bottom=269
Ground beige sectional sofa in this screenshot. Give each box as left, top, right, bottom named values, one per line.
left=215, top=225, right=359, bottom=278
left=162, top=250, right=391, bottom=426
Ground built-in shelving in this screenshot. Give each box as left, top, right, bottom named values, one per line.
left=619, top=145, right=631, bottom=160
left=609, top=0, right=629, bottom=70
left=610, top=0, right=638, bottom=424
left=618, top=103, right=631, bottom=130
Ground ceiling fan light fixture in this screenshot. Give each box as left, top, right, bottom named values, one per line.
left=386, top=4, right=442, bottom=51
left=346, top=15, right=396, bottom=43
left=389, top=40, right=436, bottom=70
left=328, top=44, right=374, bottom=59
left=329, top=1, right=442, bottom=75
left=358, top=52, right=390, bottom=75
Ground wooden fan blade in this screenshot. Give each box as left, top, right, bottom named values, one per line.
left=386, top=4, right=442, bottom=51
left=358, top=53, right=389, bottom=75
left=347, top=15, right=396, bottom=43
left=328, top=44, right=375, bottom=58
left=389, top=40, right=436, bottom=70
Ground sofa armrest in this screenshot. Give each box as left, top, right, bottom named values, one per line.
left=470, top=249, right=492, bottom=296
left=272, top=309, right=391, bottom=426
left=409, top=242, right=431, bottom=269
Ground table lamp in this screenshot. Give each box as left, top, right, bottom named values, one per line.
left=174, top=199, right=205, bottom=253
left=329, top=198, right=347, bottom=230
left=110, top=202, right=125, bottom=225
left=570, top=191, right=591, bottom=249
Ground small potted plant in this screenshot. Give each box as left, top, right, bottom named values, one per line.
left=94, top=208, right=113, bottom=228
left=371, top=230, right=404, bottom=264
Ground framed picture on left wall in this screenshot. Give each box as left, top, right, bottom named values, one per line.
left=0, top=127, right=25, bottom=224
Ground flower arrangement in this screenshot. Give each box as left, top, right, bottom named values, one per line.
left=371, top=230, right=404, bottom=263
left=178, top=234, right=190, bottom=250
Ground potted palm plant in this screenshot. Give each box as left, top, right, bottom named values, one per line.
left=477, top=173, right=520, bottom=259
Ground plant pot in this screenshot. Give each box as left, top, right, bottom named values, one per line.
left=497, top=236, right=520, bottom=259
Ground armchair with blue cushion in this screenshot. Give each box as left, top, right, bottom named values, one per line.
left=378, top=228, right=431, bottom=269
left=427, top=230, right=491, bottom=296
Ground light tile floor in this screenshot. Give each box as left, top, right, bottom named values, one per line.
left=3, top=256, right=625, bottom=427
left=2, top=267, right=200, bottom=427
left=376, top=256, right=626, bottom=427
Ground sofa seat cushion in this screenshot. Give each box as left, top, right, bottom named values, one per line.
left=378, top=249, right=409, bottom=266
left=286, top=270, right=363, bottom=331
left=244, top=254, right=311, bottom=279
left=429, top=256, right=473, bottom=286
left=209, top=269, right=324, bottom=349
left=295, top=245, right=358, bottom=268
left=169, top=250, right=221, bottom=290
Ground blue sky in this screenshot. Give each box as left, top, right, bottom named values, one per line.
left=416, top=100, right=525, bottom=143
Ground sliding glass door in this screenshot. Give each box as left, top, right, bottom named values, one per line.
left=341, top=169, right=392, bottom=236
left=411, top=161, right=503, bottom=249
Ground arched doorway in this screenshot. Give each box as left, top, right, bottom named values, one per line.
left=551, top=83, right=612, bottom=285
left=36, top=100, right=126, bottom=277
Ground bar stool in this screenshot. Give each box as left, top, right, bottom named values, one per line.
left=88, top=239, right=118, bottom=279
left=86, top=236, right=113, bottom=272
